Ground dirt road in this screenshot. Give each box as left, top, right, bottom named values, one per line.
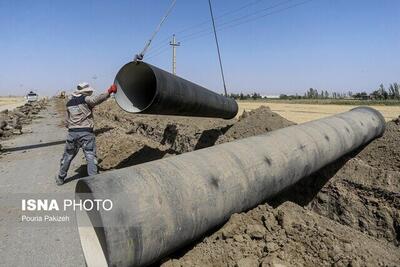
left=0, top=102, right=85, bottom=266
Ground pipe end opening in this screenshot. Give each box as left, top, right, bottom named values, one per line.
left=114, top=62, right=157, bottom=113
left=75, top=181, right=108, bottom=267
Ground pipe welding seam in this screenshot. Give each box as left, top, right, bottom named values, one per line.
left=114, top=61, right=238, bottom=119
left=75, top=107, right=385, bottom=267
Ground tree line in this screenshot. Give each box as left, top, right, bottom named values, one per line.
left=228, top=92, right=263, bottom=100
left=228, top=82, right=400, bottom=100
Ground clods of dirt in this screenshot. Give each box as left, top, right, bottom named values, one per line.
left=0, top=99, right=47, bottom=140
left=88, top=99, right=400, bottom=265
left=94, top=102, right=294, bottom=170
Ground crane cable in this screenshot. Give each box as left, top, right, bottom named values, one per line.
left=136, top=0, right=229, bottom=98
left=134, top=0, right=177, bottom=61
left=208, top=0, right=228, bottom=97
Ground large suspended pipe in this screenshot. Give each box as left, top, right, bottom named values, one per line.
left=75, top=107, right=385, bottom=267
left=114, top=61, right=238, bottom=119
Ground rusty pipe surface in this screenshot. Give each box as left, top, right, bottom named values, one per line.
left=75, top=107, right=385, bottom=267
left=114, top=61, right=238, bottom=119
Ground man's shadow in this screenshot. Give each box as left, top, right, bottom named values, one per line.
left=160, top=124, right=178, bottom=146
left=64, top=165, right=88, bottom=183
left=113, top=145, right=178, bottom=170
left=194, top=124, right=232, bottom=150
left=109, top=124, right=234, bottom=171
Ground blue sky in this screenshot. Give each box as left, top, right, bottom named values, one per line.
left=0, top=0, right=399, bottom=96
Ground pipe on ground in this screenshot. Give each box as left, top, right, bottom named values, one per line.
left=114, top=61, right=238, bottom=119
left=75, top=107, right=385, bottom=267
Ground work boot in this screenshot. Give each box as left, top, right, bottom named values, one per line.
left=55, top=175, right=64, bottom=186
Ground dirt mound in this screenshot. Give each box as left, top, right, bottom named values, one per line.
left=356, top=121, right=400, bottom=172
left=219, top=106, right=294, bottom=142
left=0, top=99, right=47, bottom=140
left=90, top=100, right=400, bottom=265
left=162, top=202, right=399, bottom=267
left=159, top=121, right=400, bottom=266
left=94, top=102, right=294, bottom=170
left=307, top=122, right=400, bottom=246
left=266, top=121, right=400, bottom=247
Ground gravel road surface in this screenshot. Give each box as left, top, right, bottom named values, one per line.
left=0, top=102, right=85, bottom=266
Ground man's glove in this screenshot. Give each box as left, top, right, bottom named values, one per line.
left=108, top=84, right=117, bottom=94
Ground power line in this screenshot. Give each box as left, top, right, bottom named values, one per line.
left=147, top=0, right=267, bottom=53
left=217, top=0, right=314, bottom=31
left=146, top=47, right=171, bottom=60
left=147, top=0, right=301, bottom=57
left=208, top=0, right=228, bottom=97
left=180, top=0, right=314, bottom=43
left=146, top=42, right=173, bottom=58
left=178, top=0, right=296, bottom=42
left=147, top=0, right=315, bottom=60
left=176, top=0, right=266, bottom=35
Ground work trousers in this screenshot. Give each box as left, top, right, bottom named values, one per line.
left=58, top=131, right=97, bottom=179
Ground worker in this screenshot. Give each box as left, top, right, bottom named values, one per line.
left=55, top=82, right=117, bottom=185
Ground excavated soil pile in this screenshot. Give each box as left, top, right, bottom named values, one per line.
left=92, top=100, right=400, bottom=266
left=162, top=202, right=399, bottom=267
left=0, top=99, right=47, bottom=141
left=94, top=101, right=294, bottom=170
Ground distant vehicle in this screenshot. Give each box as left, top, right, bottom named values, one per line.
left=26, top=91, right=38, bottom=102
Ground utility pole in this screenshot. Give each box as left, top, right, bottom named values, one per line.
left=169, top=34, right=180, bottom=75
